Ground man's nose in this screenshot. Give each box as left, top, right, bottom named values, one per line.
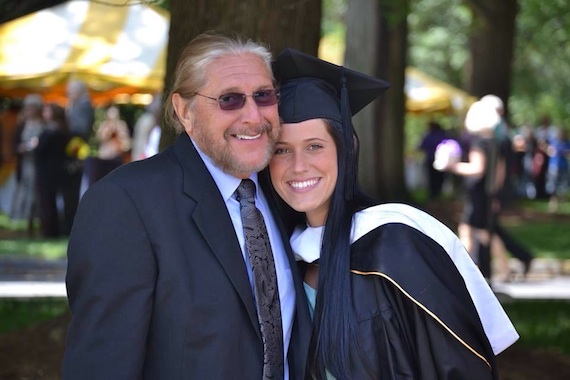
left=240, top=97, right=263, bottom=124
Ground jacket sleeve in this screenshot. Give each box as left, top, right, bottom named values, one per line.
left=62, top=179, right=156, bottom=379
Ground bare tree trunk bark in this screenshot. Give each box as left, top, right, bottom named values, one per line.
left=467, top=0, right=518, bottom=116
left=346, top=0, right=409, bottom=201
left=161, top=0, right=322, bottom=146
left=376, top=0, right=409, bottom=202
left=345, top=0, right=381, bottom=197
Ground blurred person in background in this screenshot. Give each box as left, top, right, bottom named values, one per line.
left=66, top=80, right=95, bottom=142
left=512, top=124, right=536, bottom=199
left=131, top=93, right=162, bottom=161
left=546, top=127, right=570, bottom=213
left=10, top=94, right=45, bottom=233
left=35, top=103, right=70, bottom=238
left=438, top=100, right=504, bottom=280
left=83, top=104, right=131, bottom=187
left=418, top=120, right=447, bottom=199
left=64, top=79, right=95, bottom=233
left=532, top=115, right=557, bottom=199
left=479, top=95, right=534, bottom=281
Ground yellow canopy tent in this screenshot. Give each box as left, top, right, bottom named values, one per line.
left=405, top=67, right=476, bottom=115
left=1, top=2, right=474, bottom=112
left=0, top=0, right=168, bottom=106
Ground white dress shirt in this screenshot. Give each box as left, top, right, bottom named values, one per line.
left=193, top=140, right=295, bottom=379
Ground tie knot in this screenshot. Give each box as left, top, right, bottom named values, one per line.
left=235, top=179, right=256, bottom=201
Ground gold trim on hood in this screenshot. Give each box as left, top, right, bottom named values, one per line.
left=351, top=269, right=492, bottom=370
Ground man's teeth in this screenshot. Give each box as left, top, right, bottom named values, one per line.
left=290, top=179, right=319, bottom=189
left=235, top=133, right=261, bottom=140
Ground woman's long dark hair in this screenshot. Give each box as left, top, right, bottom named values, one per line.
left=265, top=117, right=376, bottom=379
left=308, top=119, right=375, bottom=379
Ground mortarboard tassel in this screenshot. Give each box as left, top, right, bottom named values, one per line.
left=340, top=70, right=356, bottom=202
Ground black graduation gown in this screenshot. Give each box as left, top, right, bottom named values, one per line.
left=348, top=222, right=497, bottom=379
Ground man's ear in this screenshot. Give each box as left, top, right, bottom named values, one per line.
left=172, top=93, right=194, bottom=135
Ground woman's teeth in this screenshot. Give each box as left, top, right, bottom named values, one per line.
left=289, top=179, right=319, bottom=189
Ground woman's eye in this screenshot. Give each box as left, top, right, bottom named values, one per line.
left=274, top=147, right=289, bottom=155
left=308, top=144, right=323, bottom=151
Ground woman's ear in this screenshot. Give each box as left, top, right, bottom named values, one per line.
left=172, top=93, right=194, bottom=135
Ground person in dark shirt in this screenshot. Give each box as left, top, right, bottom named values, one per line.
left=418, top=121, right=447, bottom=199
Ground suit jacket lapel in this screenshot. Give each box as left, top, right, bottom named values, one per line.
left=173, top=135, right=261, bottom=339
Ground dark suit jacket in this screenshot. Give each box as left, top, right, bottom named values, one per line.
left=63, top=134, right=311, bottom=379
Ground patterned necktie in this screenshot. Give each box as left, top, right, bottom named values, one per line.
left=235, top=179, right=284, bottom=379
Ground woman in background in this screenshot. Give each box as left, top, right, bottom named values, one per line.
left=84, top=104, right=131, bottom=187
left=11, top=94, right=45, bottom=232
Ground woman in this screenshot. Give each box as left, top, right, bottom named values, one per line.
left=11, top=94, right=45, bottom=230
left=267, top=49, right=518, bottom=379
left=84, top=104, right=131, bottom=187
left=442, top=100, right=509, bottom=280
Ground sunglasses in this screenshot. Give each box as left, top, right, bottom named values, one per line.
left=194, top=89, right=280, bottom=111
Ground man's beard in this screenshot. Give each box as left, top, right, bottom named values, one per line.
left=191, top=116, right=280, bottom=176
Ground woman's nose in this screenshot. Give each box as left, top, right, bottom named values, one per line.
left=291, top=152, right=308, bottom=173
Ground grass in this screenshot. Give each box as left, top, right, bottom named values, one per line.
left=0, top=213, right=68, bottom=260
left=0, top=298, right=69, bottom=335
left=500, top=198, right=570, bottom=260
left=503, top=300, right=570, bottom=355
left=0, top=238, right=68, bottom=259
left=503, top=221, right=570, bottom=260
left=519, top=198, right=570, bottom=215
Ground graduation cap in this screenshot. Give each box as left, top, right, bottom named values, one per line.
left=273, top=48, right=390, bottom=200
left=273, top=48, right=390, bottom=123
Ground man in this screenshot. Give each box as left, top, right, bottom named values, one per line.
left=63, top=79, right=95, bottom=233
left=62, top=32, right=311, bottom=379
left=66, top=80, right=95, bottom=142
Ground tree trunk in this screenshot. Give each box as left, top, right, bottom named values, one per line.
left=345, top=0, right=380, bottom=197
left=467, top=0, right=518, bottom=116
left=345, top=0, right=409, bottom=201
left=161, top=0, right=322, bottom=146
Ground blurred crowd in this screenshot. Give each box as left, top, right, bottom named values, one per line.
left=511, top=115, right=569, bottom=212
left=418, top=95, right=569, bottom=283
left=419, top=102, right=569, bottom=212
left=0, top=80, right=162, bottom=239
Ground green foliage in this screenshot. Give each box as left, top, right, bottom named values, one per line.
left=0, top=299, right=68, bottom=335
left=322, top=0, right=347, bottom=35
left=408, top=0, right=471, bottom=89
left=511, top=0, right=570, bottom=127
left=408, top=0, right=569, bottom=129
left=503, top=300, right=570, bottom=355
left=146, top=0, right=169, bottom=10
